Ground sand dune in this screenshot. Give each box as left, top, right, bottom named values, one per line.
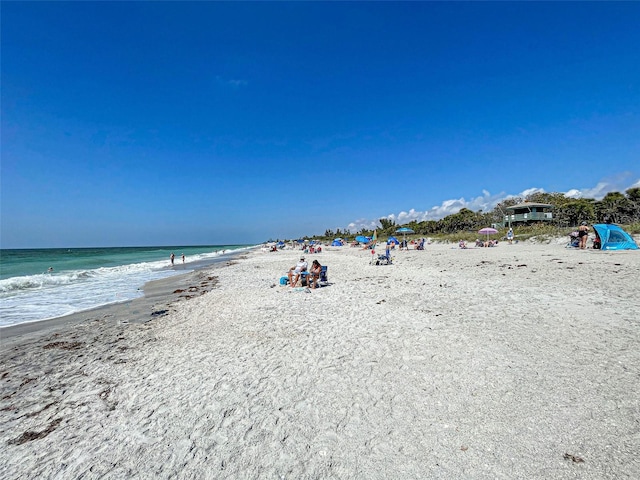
left=2, top=242, right=639, bottom=478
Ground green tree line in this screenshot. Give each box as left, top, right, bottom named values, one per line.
left=316, top=187, right=640, bottom=239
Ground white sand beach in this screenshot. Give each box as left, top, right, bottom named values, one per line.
left=1, top=242, right=639, bottom=478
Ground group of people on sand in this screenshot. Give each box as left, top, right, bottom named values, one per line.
left=475, top=239, right=499, bottom=247
left=569, top=222, right=597, bottom=249
left=460, top=223, right=594, bottom=250
left=396, top=239, right=426, bottom=250
left=287, top=256, right=323, bottom=289
left=458, top=239, right=499, bottom=248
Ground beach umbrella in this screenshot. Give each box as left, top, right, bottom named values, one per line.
left=395, top=227, right=415, bottom=244
left=355, top=235, right=370, bottom=244
left=387, top=236, right=399, bottom=244
left=478, top=227, right=499, bottom=242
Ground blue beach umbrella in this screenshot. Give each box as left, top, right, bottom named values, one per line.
left=387, top=236, right=399, bottom=244
left=355, top=235, right=370, bottom=244
left=395, top=227, right=414, bottom=244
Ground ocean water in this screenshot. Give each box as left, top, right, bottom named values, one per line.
left=0, top=245, right=253, bottom=327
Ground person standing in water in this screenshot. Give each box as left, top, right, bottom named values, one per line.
left=170, top=252, right=175, bottom=265
left=181, top=253, right=185, bottom=264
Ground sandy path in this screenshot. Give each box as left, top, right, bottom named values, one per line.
left=1, top=243, right=639, bottom=478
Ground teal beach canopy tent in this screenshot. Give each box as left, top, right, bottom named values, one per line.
left=592, top=224, right=638, bottom=250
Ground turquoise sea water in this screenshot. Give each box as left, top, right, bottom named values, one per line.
left=0, top=245, right=253, bottom=327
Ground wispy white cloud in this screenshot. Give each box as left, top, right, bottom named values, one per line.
left=345, top=218, right=379, bottom=232
left=565, top=182, right=611, bottom=199
left=215, top=76, right=248, bottom=89
left=563, top=189, right=582, bottom=199
left=347, top=175, right=640, bottom=232
left=562, top=172, right=639, bottom=199
left=519, top=187, right=546, bottom=198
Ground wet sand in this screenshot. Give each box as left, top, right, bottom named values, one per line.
left=0, top=254, right=244, bottom=346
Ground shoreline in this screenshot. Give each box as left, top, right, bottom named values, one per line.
left=0, top=249, right=252, bottom=345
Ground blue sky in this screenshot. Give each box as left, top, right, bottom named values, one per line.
left=2, top=2, right=639, bottom=248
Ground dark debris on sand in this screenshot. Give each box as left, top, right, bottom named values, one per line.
left=7, top=418, right=63, bottom=445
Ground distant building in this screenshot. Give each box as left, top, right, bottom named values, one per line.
left=504, top=202, right=553, bottom=227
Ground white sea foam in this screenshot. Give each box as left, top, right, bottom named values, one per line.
left=0, top=246, right=254, bottom=327
left=0, top=264, right=172, bottom=327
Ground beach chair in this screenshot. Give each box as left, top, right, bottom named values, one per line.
left=375, top=254, right=392, bottom=265
left=566, top=232, right=580, bottom=248
left=305, top=266, right=328, bottom=288
left=319, top=266, right=328, bottom=286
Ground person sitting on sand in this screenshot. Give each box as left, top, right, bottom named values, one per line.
left=459, top=240, right=468, bottom=249
left=288, top=256, right=308, bottom=287
left=308, top=260, right=323, bottom=289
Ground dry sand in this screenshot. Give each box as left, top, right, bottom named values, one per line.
left=1, top=242, right=639, bottom=479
